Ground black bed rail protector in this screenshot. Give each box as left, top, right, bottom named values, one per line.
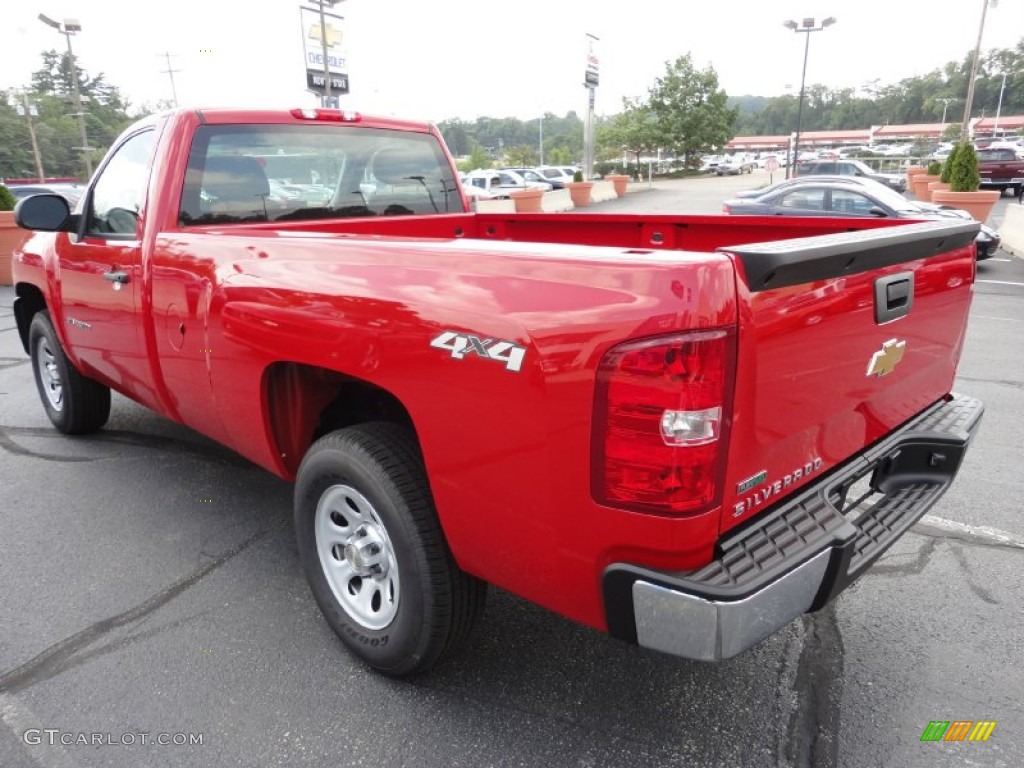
left=719, top=219, right=979, bottom=292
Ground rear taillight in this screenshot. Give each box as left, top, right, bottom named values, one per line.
left=593, top=329, right=736, bottom=516
left=722, top=203, right=731, bottom=213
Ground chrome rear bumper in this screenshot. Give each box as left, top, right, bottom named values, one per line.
left=603, top=394, right=984, bottom=661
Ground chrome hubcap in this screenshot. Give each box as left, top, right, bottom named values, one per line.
left=315, top=485, right=400, bottom=630
left=35, top=337, right=64, bottom=412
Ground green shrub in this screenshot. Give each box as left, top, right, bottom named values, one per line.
left=939, top=143, right=960, bottom=184
left=572, top=170, right=584, bottom=182
left=948, top=142, right=980, bottom=192
left=926, top=161, right=942, bottom=175
left=0, top=184, right=16, bottom=212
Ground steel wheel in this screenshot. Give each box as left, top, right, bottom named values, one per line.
left=35, top=336, right=64, bottom=412
left=28, top=311, right=110, bottom=434
left=315, top=484, right=400, bottom=630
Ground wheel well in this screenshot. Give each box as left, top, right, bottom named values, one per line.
left=263, top=362, right=416, bottom=477
left=13, top=283, right=47, bottom=355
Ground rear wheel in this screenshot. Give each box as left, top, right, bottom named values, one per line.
left=28, top=311, right=111, bottom=434
left=294, top=422, right=486, bottom=676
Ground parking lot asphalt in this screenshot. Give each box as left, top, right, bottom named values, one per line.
left=1, top=183, right=1022, bottom=767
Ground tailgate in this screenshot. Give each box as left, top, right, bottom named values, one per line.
left=717, top=219, right=979, bottom=534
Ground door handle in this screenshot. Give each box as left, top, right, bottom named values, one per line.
left=103, top=270, right=130, bottom=284
left=874, top=271, right=914, bottom=324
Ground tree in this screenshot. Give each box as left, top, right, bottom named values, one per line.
left=646, top=55, right=737, bottom=166
left=597, top=98, right=661, bottom=166
left=459, top=144, right=491, bottom=173
left=503, top=144, right=538, bottom=167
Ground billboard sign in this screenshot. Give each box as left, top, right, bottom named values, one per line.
left=300, top=5, right=348, bottom=80
left=584, top=36, right=599, bottom=88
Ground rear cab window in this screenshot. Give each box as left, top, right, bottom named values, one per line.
left=178, top=124, right=461, bottom=225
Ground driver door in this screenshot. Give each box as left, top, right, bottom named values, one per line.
left=55, top=129, right=155, bottom=398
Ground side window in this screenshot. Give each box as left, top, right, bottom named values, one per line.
left=778, top=188, right=826, bottom=211
left=830, top=189, right=876, bottom=215
left=87, top=131, right=155, bottom=237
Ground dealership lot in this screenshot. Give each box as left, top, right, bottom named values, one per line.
left=1, top=178, right=1022, bottom=767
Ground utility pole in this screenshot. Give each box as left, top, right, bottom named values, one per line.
left=159, top=52, right=181, bottom=107
left=961, top=0, right=995, bottom=142
left=16, top=92, right=45, bottom=182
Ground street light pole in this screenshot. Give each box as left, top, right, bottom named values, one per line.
left=783, top=17, right=836, bottom=179
left=38, top=14, right=92, bottom=179
left=937, top=97, right=958, bottom=125
left=993, top=71, right=1022, bottom=136
left=539, top=114, right=543, bottom=166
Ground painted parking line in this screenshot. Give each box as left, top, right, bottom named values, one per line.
left=915, top=515, right=1024, bottom=550
left=976, top=280, right=1024, bottom=287
left=985, top=258, right=1013, bottom=262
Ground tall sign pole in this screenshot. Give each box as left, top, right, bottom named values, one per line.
left=583, top=33, right=599, bottom=180
left=318, top=1, right=332, bottom=106
left=301, top=1, right=349, bottom=107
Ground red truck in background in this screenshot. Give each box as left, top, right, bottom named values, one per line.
left=976, top=146, right=1024, bottom=197
left=11, top=108, right=983, bottom=676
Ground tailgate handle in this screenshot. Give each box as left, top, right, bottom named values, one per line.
left=874, top=271, right=914, bottom=324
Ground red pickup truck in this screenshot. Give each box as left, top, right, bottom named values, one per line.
left=977, top=146, right=1024, bottom=197
left=11, top=108, right=984, bottom=676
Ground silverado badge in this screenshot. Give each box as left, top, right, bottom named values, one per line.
left=867, top=339, right=906, bottom=377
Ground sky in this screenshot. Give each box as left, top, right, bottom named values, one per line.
left=2, top=0, right=1023, bottom=124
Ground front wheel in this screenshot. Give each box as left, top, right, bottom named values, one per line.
left=28, top=311, right=111, bottom=434
left=294, top=423, right=486, bottom=676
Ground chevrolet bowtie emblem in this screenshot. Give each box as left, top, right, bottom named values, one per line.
left=867, top=339, right=906, bottom=377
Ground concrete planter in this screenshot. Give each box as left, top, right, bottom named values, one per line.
left=930, top=189, right=1001, bottom=223
left=605, top=174, right=630, bottom=197
left=905, top=165, right=927, bottom=191
left=565, top=181, right=594, bottom=207
left=911, top=174, right=940, bottom=201
left=926, top=181, right=951, bottom=202
left=509, top=188, right=545, bottom=213
left=0, top=211, right=30, bottom=286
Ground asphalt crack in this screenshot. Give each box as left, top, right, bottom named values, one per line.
left=867, top=537, right=939, bottom=578
left=785, top=606, right=843, bottom=768
left=949, top=544, right=999, bottom=605
left=0, top=425, right=253, bottom=468
left=0, top=529, right=267, bottom=695
left=955, top=375, right=1024, bottom=392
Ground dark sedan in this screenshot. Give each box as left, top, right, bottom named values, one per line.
left=723, top=177, right=1001, bottom=259
left=8, top=183, right=86, bottom=208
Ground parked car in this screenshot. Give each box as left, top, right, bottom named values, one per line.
left=463, top=169, right=551, bottom=195
left=794, top=158, right=906, bottom=192
left=502, top=167, right=564, bottom=190
left=715, top=157, right=754, bottom=175
left=722, top=177, right=1000, bottom=258
left=537, top=166, right=575, bottom=186
left=7, top=183, right=86, bottom=208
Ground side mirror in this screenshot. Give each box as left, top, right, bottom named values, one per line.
left=868, top=207, right=889, bottom=218
left=14, top=194, right=76, bottom=232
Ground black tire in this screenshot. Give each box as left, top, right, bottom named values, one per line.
left=294, top=422, right=486, bottom=676
left=28, top=310, right=111, bottom=435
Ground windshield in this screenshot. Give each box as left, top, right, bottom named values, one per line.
left=179, top=124, right=461, bottom=225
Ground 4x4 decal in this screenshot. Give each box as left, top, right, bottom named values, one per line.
left=429, top=331, right=526, bottom=373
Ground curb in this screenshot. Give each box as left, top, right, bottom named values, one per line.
left=997, top=202, right=1024, bottom=258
